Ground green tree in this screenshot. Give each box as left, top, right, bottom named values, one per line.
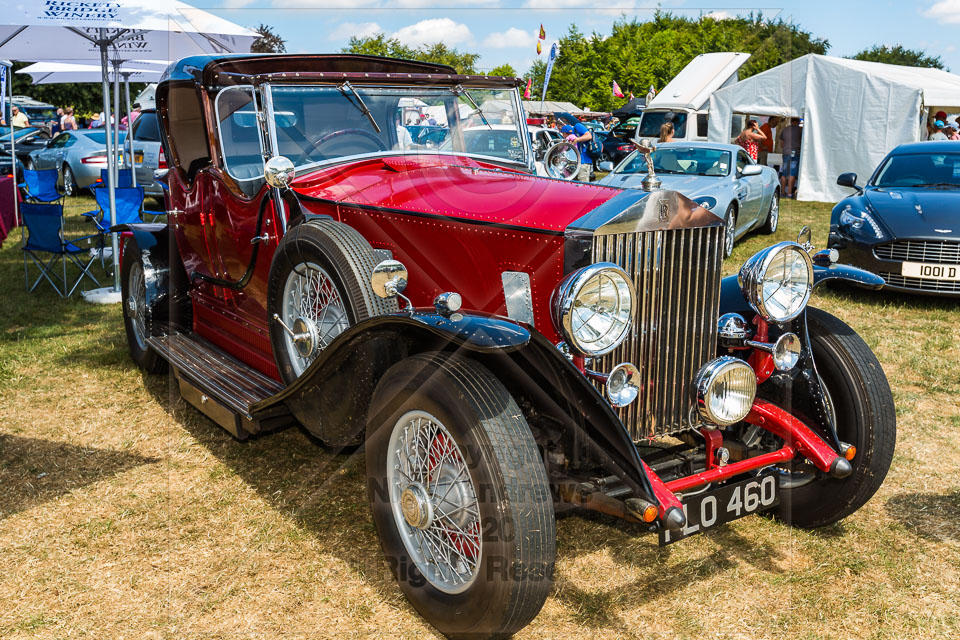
left=487, top=63, right=517, bottom=77
left=251, top=24, right=286, bottom=54
left=342, top=36, right=479, bottom=74
left=526, top=11, right=829, bottom=112
left=850, top=44, right=944, bottom=70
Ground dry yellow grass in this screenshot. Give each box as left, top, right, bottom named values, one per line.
left=0, top=196, right=958, bottom=639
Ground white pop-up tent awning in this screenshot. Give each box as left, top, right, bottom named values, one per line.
left=707, top=54, right=960, bottom=202
left=647, top=52, right=751, bottom=111
left=18, top=61, right=166, bottom=84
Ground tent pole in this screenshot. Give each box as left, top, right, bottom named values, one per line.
left=111, top=57, right=121, bottom=291
left=123, top=72, right=136, bottom=187
left=99, top=34, right=119, bottom=292
left=4, top=61, right=20, bottom=237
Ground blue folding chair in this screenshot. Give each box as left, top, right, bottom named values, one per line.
left=99, top=168, right=133, bottom=189
left=84, top=187, right=145, bottom=269
left=83, top=169, right=136, bottom=219
left=20, top=169, right=63, bottom=204
left=21, top=202, right=100, bottom=297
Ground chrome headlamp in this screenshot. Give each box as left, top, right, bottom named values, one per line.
left=738, top=242, right=813, bottom=323
left=552, top=263, right=635, bottom=356
left=695, top=357, right=757, bottom=426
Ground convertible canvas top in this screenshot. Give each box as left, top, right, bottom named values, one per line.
left=160, top=54, right=522, bottom=89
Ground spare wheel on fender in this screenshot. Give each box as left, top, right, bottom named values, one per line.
left=267, top=218, right=398, bottom=384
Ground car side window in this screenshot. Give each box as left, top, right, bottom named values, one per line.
left=132, top=112, right=161, bottom=142
left=49, top=133, right=71, bottom=149
left=215, top=87, right=264, bottom=186
left=697, top=113, right=708, bottom=138
left=736, top=150, right=749, bottom=175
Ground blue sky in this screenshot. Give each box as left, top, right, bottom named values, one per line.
left=201, top=1, right=960, bottom=77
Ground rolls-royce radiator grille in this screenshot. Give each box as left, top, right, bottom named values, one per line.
left=591, top=226, right=724, bottom=440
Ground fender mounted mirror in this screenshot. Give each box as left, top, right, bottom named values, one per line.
left=264, top=155, right=296, bottom=189
left=371, top=259, right=408, bottom=299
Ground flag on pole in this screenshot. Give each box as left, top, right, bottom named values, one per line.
left=536, top=40, right=542, bottom=55
left=524, top=78, right=532, bottom=99
left=541, top=43, right=558, bottom=103
left=612, top=80, right=624, bottom=98
left=539, top=24, right=546, bottom=39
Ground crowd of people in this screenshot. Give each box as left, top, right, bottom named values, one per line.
left=926, top=110, right=960, bottom=140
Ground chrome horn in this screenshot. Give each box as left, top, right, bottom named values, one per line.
left=543, top=141, right=581, bottom=181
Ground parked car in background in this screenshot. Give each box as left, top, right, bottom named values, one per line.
left=119, top=53, right=895, bottom=639
left=128, top=109, right=166, bottom=198
left=530, top=124, right=563, bottom=162
left=592, top=130, right=637, bottom=167
left=6, top=96, right=59, bottom=135
left=27, top=129, right=125, bottom=195
left=611, top=116, right=641, bottom=140
left=0, top=126, right=50, bottom=179
left=829, top=141, right=960, bottom=296
left=598, top=142, right=779, bottom=257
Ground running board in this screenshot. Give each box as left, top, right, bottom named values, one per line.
left=147, top=333, right=293, bottom=439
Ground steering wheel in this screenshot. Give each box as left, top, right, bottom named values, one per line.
left=890, top=174, right=925, bottom=186
left=298, top=128, right=386, bottom=165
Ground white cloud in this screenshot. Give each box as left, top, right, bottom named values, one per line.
left=391, top=18, right=473, bottom=47
left=704, top=10, right=734, bottom=20
left=483, top=27, right=537, bottom=49
left=336, top=22, right=383, bottom=40
left=221, top=0, right=255, bottom=8
left=923, top=0, right=960, bottom=23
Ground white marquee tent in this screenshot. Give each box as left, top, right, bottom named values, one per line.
left=707, top=54, right=960, bottom=202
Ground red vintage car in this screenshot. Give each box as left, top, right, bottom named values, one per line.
left=120, top=54, right=896, bottom=638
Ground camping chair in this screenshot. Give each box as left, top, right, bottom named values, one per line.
left=19, top=169, right=63, bottom=204
left=21, top=202, right=100, bottom=297
left=84, top=186, right=145, bottom=269
left=100, top=168, right=133, bottom=189
left=82, top=168, right=135, bottom=218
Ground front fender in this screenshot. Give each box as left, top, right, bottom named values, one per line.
left=251, top=311, right=658, bottom=505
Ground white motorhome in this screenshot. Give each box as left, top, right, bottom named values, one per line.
left=633, top=52, right=750, bottom=143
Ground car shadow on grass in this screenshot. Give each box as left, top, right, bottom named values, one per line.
left=141, top=372, right=802, bottom=626
left=885, top=490, right=960, bottom=544
left=0, top=433, right=158, bottom=519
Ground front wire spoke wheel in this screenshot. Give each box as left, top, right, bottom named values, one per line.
left=387, top=410, right=481, bottom=594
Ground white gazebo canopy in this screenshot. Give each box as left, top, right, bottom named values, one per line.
left=707, top=54, right=960, bottom=202
left=18, top=61, right=166, bottom=85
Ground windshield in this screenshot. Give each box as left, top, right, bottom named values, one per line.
left=236, top=84, right=528, bottom=176
left=637, top=111, right=687, bottom=138
left=872, top=152, right=960, bottom=187
left=615, top=146, right=731, bottom=177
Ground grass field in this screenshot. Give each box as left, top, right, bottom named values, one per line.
left=1, top=194, right=958, bottom=639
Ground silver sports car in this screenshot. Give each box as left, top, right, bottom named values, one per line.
left=598, top=142, right=780, bottom=257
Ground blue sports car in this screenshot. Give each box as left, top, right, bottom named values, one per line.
left=828, top=141, right=960, bottom=297
left=597, top=141, right=781, bottom=257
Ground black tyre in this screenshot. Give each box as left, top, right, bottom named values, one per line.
left=267, top=218, right=396, bottom=384
left=120, top=237, right=167, bottom=374
left=62, top=163, right=76, bottom=197
left=722, top=203, right=737, bottom=258
left=776, top=307, right=896, bottom=528
left=366, top=353, right=555, bottom=639
left=761, top=189, right=779, bottom=234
